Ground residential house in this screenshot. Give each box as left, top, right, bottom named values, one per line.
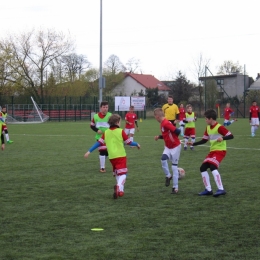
left=247, top=73, right=260, bottom=91
left=199, top=72, right=253, bottom=99
left=112, top=73, right=170, bottom=96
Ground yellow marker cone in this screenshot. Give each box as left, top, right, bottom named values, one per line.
left=140, top=118, right=142, bottom=122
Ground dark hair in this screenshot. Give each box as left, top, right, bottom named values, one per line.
left=1, top=105, right=6, bottom=109
left=108, top=114, right=121, bottom=126
left=204, top=109, right=217, bottom=120
left=100, top=101, right=109, bottom=107
left=168, top=95, right=173, bottom=99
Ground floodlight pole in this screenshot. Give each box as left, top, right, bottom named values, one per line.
left=98, top=0, right=103, bottom=105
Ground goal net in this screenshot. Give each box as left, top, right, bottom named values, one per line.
left=3, top=97, right=49, bottom=124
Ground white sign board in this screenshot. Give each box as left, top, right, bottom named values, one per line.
left=131, top=96, right=145, bottom=111
left=114, top=96, right=131, bottom=111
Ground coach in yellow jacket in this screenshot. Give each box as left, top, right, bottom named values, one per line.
left=162, top=95, right=180, bottom=125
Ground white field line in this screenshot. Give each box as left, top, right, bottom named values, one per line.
left=12, top=134, right=260, bottom=151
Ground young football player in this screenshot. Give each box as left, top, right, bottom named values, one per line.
left=85, top=114, right=140, bottom=199
left=192, top=109, right=234, bottom=197
left=90, top=101, right=112, bottom=173
left=223, top=103, right=237, bottom=127
left=154, top=108, right=181, bottom=194
left=183, top=104, right=196, bottom=151
left=124, top=105, right=139, bottom=144
left=249, top=101, right=260, bottom=137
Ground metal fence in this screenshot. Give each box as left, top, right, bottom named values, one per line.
left=1, top=95, right=252, bottom=122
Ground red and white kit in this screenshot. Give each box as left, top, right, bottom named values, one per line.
left=124, top=112, right=138, bottom=135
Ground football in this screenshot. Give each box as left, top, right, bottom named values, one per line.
left=178, top=167, right=185, bottom=179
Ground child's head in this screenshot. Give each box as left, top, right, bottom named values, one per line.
left=1, top=106, right=6, bottom=113
left=108, top=114, right=121, bottom=126
left=129, top=105, right=134, bottom=112
left=186, top=104, right=192, bottom=113
left=154, top=108, right=164, bottom=122
left=252, top=100, right=257, bottom=106
left=204, top=109, right=217, bottom=124
left=226, top=103, right=230, bottom=107
left=179, top=103, right=184, bottom=108
left=100, top=101, right=109, bottom=114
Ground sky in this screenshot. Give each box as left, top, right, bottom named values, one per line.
left=1, top=0, right=260, bottom=83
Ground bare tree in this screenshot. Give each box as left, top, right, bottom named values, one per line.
left=192, top=53, right=211, bottom=112
left=0, top=28, right=74, bottom=102
left=192, top=53, right=211, bottom=81
left=217, top=60, right=243, bottom=75
left=125, top=57, right=141, bottom=73
left=104, top=54, right=126, bottom=75
left=61, top=53, right=91, bottom=82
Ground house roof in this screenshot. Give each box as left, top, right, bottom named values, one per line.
left=248, top=78, right=260, bottom=90
left=125, top=73, right=170, bottom=91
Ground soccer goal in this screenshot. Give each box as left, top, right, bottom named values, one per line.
left=4, top=97, right=49, bottom=124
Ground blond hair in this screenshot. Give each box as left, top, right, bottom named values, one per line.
left=154, top=108, right=164, bottom=117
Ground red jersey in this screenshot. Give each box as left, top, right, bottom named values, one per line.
left=125, top=112, right=137, bottom=129
left=249, top=106, right=260, bottom=118
left=179, top=108, right=185, bottom=120
left=160, top=118, right=181, bottom=149
left=202, top=122, right=231, bottom=140
left=223, top=108, right=233, bottom=120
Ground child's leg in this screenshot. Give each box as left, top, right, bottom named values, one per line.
left=171, top=164, right=179, bottom=190
left=112, top=157, right=127, bottom=199
left=251, top=125, right=255, bottom=135
left=4, top=129, right=10, bottom=142
left=161, top=154, right=171, bottom=178
left=184, top=136, right=189, bottom=148
left=170, top=144, right=181, bottom=193
left=200, top=163, right=212, bottom=191
left=99, top=149, right=108, bottom=171
left=190, top=134, right=195, bottom=150
left=116, top=174, right=126, bottom=194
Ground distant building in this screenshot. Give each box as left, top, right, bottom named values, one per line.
left=247, top=73, right=260, bottom=91
left=112, top=73, right=170, bottom=96
left=199, top=72, right=253, bottom=98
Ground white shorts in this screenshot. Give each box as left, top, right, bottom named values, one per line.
left=124, top=128, right=135, bottom=135
left=162, top=144, right=181, bottom=164
left=224, top=119, right=229, bottom=123
left=179, top=120, right=184, bottom=126
left=250, top=118, right=259, bottom=126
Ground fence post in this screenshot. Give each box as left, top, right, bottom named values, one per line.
left=65, top=96, right=67, bottom=122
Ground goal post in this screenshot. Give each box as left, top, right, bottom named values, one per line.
left=5, top=97, right=49, bottom=124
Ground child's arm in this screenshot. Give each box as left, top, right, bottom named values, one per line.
left=216, top=126, right=234, bottom=142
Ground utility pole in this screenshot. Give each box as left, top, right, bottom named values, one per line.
left=98, top=0, right=103, bottom=104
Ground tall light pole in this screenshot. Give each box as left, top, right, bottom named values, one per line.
left=98, top=0, right=103, bottom=104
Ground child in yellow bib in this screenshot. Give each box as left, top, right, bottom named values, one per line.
left=192, top=109, right=234, bottom=197
left=85, top=114, right=141, bottom=199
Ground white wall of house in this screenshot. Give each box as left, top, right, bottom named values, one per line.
left=221, top=74, right=249, bottom=98
left=112, top=77, right=146, bottom=96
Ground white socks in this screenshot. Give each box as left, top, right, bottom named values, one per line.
left=99, top=155, right=106, bottom=169
left=201, top=171, right=211, bottom=191
left=161, top=160, right=171, bottom=178
left=5, top=133, right=10, bottom=142
left=116, top=174, right=126, bottom=192
left=171, top=165, right=179, bottom=189
left=201, top=170, right=224, bottom=191
left=212, top=170, right=224, bottom=190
